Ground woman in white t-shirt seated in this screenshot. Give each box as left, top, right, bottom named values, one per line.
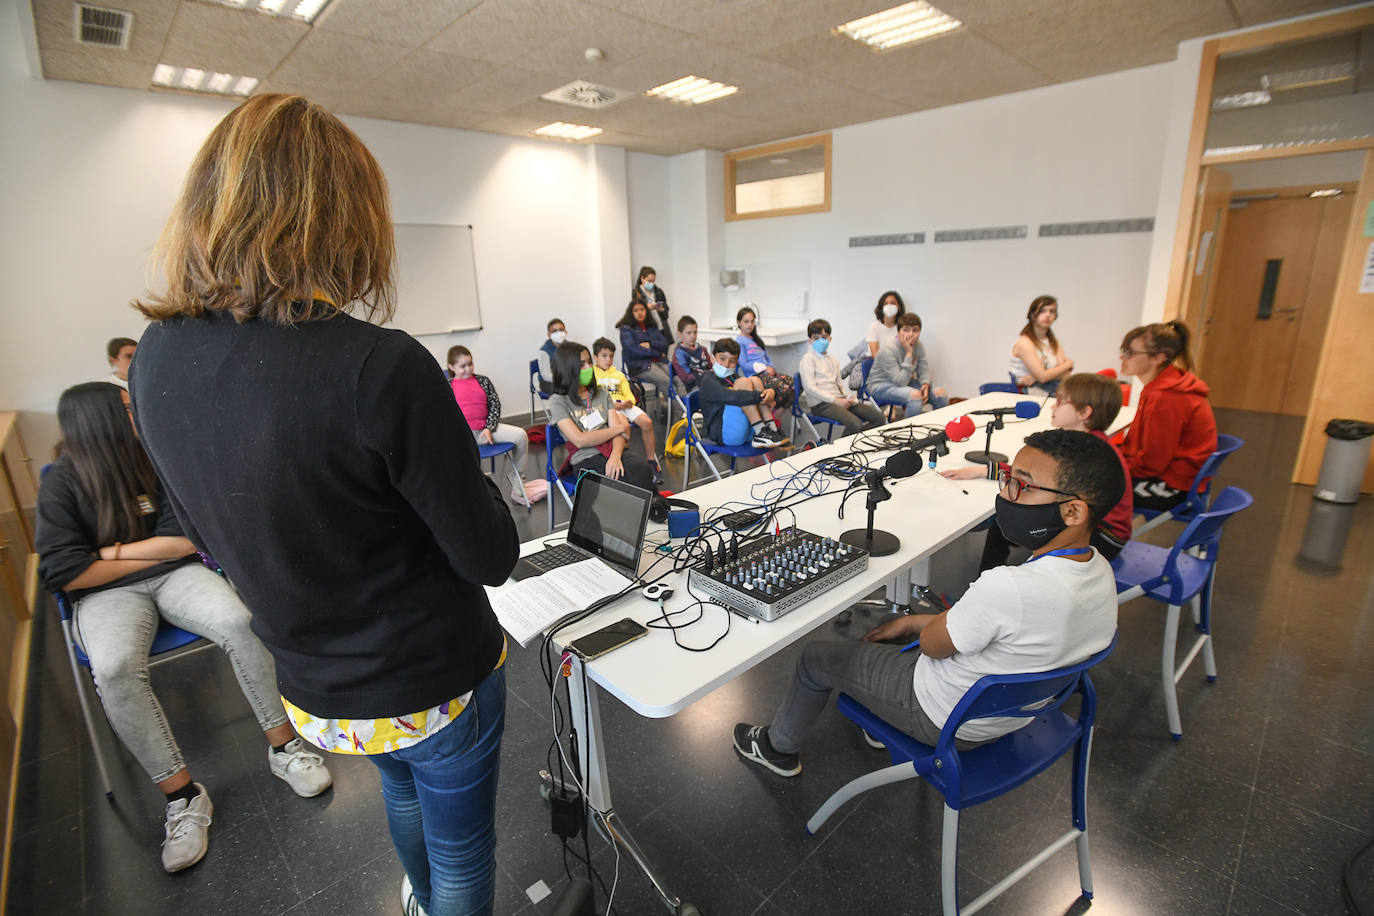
left=730, top=428, right=1122, bottom=776
left=865, top=290, right=907, bottom=358
left=1010, top=295, right=1075, bottom=395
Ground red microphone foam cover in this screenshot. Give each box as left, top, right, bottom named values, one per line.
left=945, top=415, right=976, bottom=442
left=1096, top=368, right=1117, bottom=378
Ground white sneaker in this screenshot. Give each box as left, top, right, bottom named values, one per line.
left=269, top=738, right=333, bottom=797
left=161, top=782, right=213, bottom=873
left=401, top=874, right=430, bottom=916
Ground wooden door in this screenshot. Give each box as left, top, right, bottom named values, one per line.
left=1181, top=168, right=1232, bottom=373
left=1202, top=194, right=1349, bottom=413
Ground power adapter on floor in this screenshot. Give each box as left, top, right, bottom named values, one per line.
left=550, top=787, right=584, bottom=839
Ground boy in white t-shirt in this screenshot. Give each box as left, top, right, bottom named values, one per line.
left=734, top=428, right=1122, bottom=776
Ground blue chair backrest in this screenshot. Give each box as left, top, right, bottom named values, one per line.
left=545, top=422, right=567, bottom=468
left=1154, top=486, right=1253, bottom=599
left=529, top=358, right=541, bottom=391
left=683, top=390, right=703, bottom=445
left=1182, top=434, right=1244, bottom=512
left=979, top=382, right=1022, bottom=395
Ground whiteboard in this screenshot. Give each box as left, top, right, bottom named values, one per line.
left=388, top=223, right=481, bottom=336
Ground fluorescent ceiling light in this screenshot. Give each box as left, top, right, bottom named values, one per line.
left=1212, top=89, right=1271, bottom=110
left=646, top=75, right=740, bottom=105
left=1309, top=188, right=1342, bottom=197
left=152, top=64, right=258, bottom=97
left=534, top=122, right=603, bottom=141
left=210, top=0, right=333, bottom=22
left=834, top=1, right=962, bottom=52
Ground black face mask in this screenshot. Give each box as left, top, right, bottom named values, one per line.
left=994, top=495, right=1069, bottom=550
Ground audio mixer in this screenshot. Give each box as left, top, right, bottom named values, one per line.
left=687, top=528, right=869, bottom=622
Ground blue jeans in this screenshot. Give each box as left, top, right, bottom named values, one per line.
left=369, top=667, right=506, bottom=916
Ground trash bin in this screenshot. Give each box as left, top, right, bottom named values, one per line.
left=1313, top=419, right=1374, bottom=504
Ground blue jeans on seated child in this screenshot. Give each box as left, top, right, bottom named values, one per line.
left=370, top=667, right=506, bottom=916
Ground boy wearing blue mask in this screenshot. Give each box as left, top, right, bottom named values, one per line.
left=733, top=429, right=1121, bottom=777
left=699, top=339, right=788, bottom=450
left=799, top=319, right=887, bottom=438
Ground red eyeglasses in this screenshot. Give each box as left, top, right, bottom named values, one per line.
left=997, top=467, right=1080, bottom=503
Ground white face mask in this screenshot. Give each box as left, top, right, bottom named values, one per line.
left=550, top=330, right=567, bottom=345
left=882, top=303, right=899, bottom=318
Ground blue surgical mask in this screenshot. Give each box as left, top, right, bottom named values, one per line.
left=712, top=363, right=732, bottom=378
left=643, top=281, right=654, bottom=292
left=811, top=338, right=830, bottom=354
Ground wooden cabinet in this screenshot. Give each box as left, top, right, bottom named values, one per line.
left=0, top=411, right=37, bottom=914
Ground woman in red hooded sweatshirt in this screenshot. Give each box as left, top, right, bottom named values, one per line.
left=1118, top=320, right=1218, bottom=512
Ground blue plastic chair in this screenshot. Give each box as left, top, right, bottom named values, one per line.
left=1112, top=486, right=1253, bottom=739
left=859, top=357, right=906, bottom=420
left=807, top=634, right=1118, bottom=916
left=790, top=371, right=842, bottom=447
left=528, top=358, right=551, bottom=423
left=1133, top=435, right=1244, bottom=535
left=680, top=390, right=773, bottom=485
left=544, top=423, right=579, bottom=532
left=978, top=382, right=1022, bottom=395
left=478, top=440, right=514, bottom=473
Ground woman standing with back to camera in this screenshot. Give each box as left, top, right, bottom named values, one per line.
left=129, top=95, right=519, bottom=916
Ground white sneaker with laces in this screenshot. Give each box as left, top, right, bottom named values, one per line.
left=161, top=782, right=213, bottom=873
left=401, top=874, right=430, bottom=916
left=269, top=737, right=333, bottom=797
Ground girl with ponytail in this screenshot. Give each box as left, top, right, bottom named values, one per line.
left=1118, top=320, right=1217, bottom=511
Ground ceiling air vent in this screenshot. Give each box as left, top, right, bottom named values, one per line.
left=73, top=4, right=133, bottom=50
left=540, top=81, right=627, bottom=110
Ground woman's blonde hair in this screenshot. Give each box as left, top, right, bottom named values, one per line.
left=135, top=94, right=394, bottom=325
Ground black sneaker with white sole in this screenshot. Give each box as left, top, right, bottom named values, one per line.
left=732, top=723, right=801, bottom=777
left=750, top=429, right=789, bottom=449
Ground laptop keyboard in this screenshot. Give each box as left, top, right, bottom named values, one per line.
left=523, top=544, right=589, bottom=572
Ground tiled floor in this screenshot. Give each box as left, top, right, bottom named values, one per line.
left=9, top=407, right=1373, bottom=915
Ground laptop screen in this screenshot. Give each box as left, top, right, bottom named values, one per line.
left=567, top=473, right=653, bottom=574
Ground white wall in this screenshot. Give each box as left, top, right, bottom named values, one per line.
left=0, top=0, right=625, bottom=459
left=626, top=151, right=674, bottom=309
left=719, top=64, right=1175, bottom=399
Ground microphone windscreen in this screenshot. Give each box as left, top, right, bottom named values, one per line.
left=1096, top=368, right=1117, bottom=378
left=883, top=449, right=923, bottom=479
left=1015, top=400, right=1041, bottom=419
left=945, top=416, right=976, bottom=442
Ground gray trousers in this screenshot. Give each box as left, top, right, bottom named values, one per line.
left=768, top=640, right=978, bottom=754
left=73, top=563, right=287, bottom=783
left=807, top=399, right=887, bottom=437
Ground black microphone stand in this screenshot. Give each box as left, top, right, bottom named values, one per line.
left=964, top=415, right=1009, bottom=466
left=840, top=471, right=901, bottom=557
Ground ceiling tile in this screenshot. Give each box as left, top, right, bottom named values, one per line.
left=1229, top=0, right=1355, bottom=27
left=764, top=27, right=1053, bottom=111
left=336, top=89, right=440, bottom=124
left=941, top=0, right=1239, bottom=82
left=521, top=10, right=686, bottom=78
left=710, top=0, right=893, bottom=54
left=33, top=0, right=175, bottom=62
left=267, top=31, right=413, bottom=92
left=313, top=0, right=482, bottom=47
left=419, top=94, right=501, bottom=130
left=423, top=0, right=606, bottom=65
left=369, top=49, right=495, bottom=100
left=614, top=0, right=771, bottom=35
left=443, top=66, right=567, bottom=114
left=160, top=2, right=308, bottom=76
left=39, top=49, right=158, bottom=90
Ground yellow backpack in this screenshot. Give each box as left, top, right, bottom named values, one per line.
left=664, top=417, right=689, bottom=458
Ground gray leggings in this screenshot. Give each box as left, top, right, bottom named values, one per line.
left=768, top=640, right=980, bottom=754
left=73, top=563, right=287, bottom=783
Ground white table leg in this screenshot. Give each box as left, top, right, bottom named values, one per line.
left=565, top=658, right=699, bottom=914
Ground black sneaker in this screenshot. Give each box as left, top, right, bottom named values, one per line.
left=733, top=724, right=801, bottom=777
left=750, top=428, right=789, bottom=449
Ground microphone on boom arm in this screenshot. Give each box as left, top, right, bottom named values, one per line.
left=964, top=400, right=1040, bottom=466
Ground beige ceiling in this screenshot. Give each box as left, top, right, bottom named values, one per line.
left=30, top=0, right=1358, bottom=155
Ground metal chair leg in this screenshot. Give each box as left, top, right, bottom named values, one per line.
left=62, top=619, right=114, bottom=800
left=941, top=804, right=960, bottom=916
left=1162, top=603, right=1183, bottom=739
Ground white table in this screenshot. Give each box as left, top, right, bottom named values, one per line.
left=516, top=392, right=1133, bottom=913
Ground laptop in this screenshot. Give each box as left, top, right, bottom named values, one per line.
left=510, top=472, right=654, bottom=581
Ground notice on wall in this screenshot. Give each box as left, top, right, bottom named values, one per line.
left=1361, top=242, right=1374, bottom=295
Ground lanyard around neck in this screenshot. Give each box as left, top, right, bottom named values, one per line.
left=1025, top=547, right=1092, bottom=563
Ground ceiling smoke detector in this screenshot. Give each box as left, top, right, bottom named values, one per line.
left=541, top=80, right=627, bottom=110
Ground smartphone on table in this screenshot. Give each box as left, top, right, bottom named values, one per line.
left=568, top=618, right=648, bottom=661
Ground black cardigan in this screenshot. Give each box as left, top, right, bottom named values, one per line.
left=130, top=310, right=519, bottom=718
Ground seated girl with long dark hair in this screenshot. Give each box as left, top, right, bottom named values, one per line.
left=35, top=382, right=332, bottom=875
left=546, top=341, right=656, bottom=492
